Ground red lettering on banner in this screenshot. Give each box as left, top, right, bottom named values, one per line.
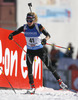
left=0, top=28, right=43, bottom=89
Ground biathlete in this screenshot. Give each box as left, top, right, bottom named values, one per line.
left=8, top=12, right=68, bottom=94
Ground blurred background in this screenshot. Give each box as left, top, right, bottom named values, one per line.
left=0, top=0, right=78, bottom=91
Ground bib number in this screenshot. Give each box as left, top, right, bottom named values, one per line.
left=29, top=38, right=34, bottom=43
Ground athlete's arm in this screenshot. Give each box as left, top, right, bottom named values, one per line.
left=39, top=24, right=51, bottom=41
left=11, top=26, right=24, bottom=36
left=8, top=26, right=24, bottom=40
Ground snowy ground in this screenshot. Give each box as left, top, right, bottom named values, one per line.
left=0, top=87, right=78, bottom=100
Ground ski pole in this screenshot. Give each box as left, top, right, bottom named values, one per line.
left=12, top=39, right=37, bottom=63
left=12, top=39, right=27, bottom=53
left=0, top=68, right=16, bottom=94
left=46, top=43, right=70, bottom=50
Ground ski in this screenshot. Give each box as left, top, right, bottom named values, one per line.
left=20, top=92, right=36, bottom=95
left=20, top=91, right=35, bottom=95
left=59, top=88, right=77, bottom=93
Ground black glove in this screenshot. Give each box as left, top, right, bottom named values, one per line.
left=41, top=38, right=46, bottom=45
left=8, top=34, right=13, bottom=40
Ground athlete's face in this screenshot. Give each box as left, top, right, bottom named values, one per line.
left=27, top=20, right=34, bottom=27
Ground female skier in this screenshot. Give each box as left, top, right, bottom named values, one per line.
left=8, top=12, right=68, bottom=94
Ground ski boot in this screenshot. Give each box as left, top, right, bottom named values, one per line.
left=27, top=83, right=35, bottom=94
left=58, top=79, right=68, bottom=90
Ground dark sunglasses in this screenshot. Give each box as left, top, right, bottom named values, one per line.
left=27, top=20, right=33, bottom=23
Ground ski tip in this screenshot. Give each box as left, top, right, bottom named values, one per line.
left=59, top=88, right=77, bottom=93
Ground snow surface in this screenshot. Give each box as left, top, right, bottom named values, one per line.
left=0, top=87, right=78, bottom=100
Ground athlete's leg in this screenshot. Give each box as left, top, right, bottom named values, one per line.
left=26, top=50, right=35, bottom=86
left=38, top=48, right=68, bottom=89
left=38, top=48, right=60, bottom=80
